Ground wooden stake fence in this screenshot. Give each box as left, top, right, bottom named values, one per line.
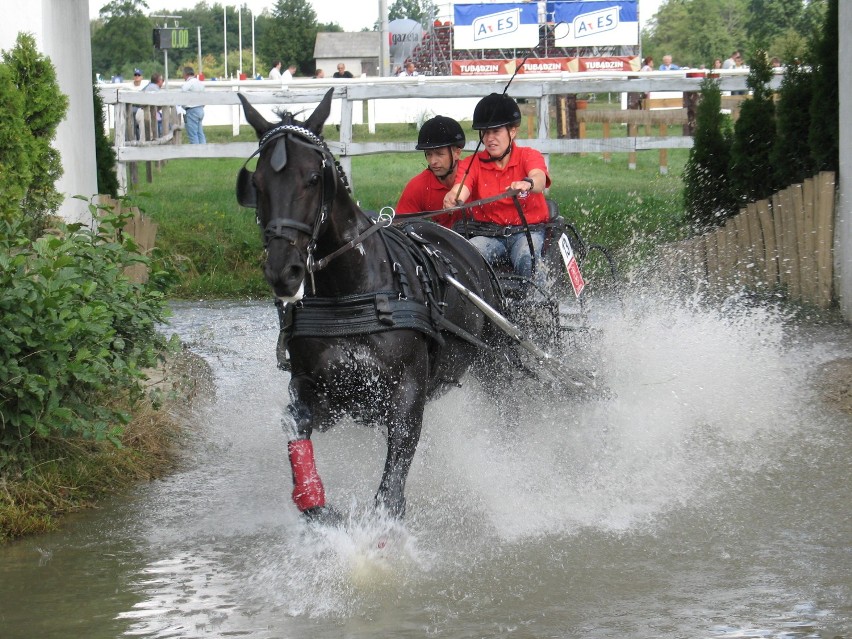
left=97, top=195, right=159, bottom=284
left=658, top=172, right=837, bottom=308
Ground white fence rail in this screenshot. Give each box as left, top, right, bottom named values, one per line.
left=100, top=71, right=764, bottom=193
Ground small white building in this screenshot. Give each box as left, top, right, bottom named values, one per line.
left=313, top=32, right=380, bottom=78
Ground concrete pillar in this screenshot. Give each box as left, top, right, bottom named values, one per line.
left=43, top=0, right=97, bottom=226
left=0, top=1, right=95, bottom=227
left=837, top=1, right=852, bottom=321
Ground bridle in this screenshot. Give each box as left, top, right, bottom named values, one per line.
left=236, top=121, right=390, bottom=292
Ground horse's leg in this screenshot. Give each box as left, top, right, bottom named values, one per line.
left=375, top=383, right=427, bottom=518
left=284, top=378, right=340, bottom=524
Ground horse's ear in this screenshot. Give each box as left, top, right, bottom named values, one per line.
left=305, top=88, right=334, bottom=135
left=237, top=93, right=272, bottom=139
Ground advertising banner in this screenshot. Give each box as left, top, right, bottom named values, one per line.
left=547, top=1, right=639, bottom=47
left=451, top=56, right=640, bottom=76
left=453, top=3, right=540, bottom=50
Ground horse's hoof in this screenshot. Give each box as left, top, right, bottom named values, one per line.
left=302, top=505, right=343, bottom=527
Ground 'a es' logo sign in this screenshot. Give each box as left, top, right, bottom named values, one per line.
left=573, top=6, right=619, bottom=39
left=474, top=9, right=520, bottom=41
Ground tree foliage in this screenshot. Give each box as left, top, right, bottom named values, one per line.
left=91, top=0, right=155, bottom=79
left=771, top=57, right=813, bottom=187
left=728, top=50, right=777, bottom=205
left=1, top=33, right=68, bottom=238
left=683, top=78, right=735, bottom=229
left=93, top=83, right=119, bottom=197
left=257, top=0, right=320, bottom=75
left=0, top=63, right=31, bottom=221
left=808, top=0, right=838, bottom=173
left=389, top=0, right=437, bottom=26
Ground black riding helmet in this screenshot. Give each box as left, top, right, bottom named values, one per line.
left=472, top=93, right=522, bottom=130
left=416, top=115, right=466, bottom=150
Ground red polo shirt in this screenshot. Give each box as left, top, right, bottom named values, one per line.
left=396, top=167, right=465, bottom=228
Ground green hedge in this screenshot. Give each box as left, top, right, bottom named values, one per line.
left=0, top=209, right=176, bottom=468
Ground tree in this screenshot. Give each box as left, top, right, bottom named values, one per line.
left=258, top=0, right=319, bottom=75
left=642, top=0, right=748, bottom=68
left=728, top=50, right=777, bottom=205
left=683, top=78, right=736, bottom=230
left=808, top=0, right=837, bottom=173
left=2, top=33, right=68, bottom=238
left=90, top=0, right=155, bottom=78
left=93, top=83, right=119, bottom=197
left=389, top=0, right=437, bottom=26
left=771, top=56, right=813, bottom=187
left=746, top=0, right=802, bottom=47
left=0, top=62, right=32, bottom=220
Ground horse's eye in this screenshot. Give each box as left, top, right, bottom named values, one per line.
left=308, top=172, right=321, bottom=186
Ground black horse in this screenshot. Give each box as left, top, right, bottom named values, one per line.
left=237, top=88, right=505, bottom=520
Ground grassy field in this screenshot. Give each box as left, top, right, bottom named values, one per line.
left=129, top=122, right=689, bottom=298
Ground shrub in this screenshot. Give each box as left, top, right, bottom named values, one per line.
left=771, top=56, right=813, bottom=187
left=808, top=0, right=838, bottom=173
left=1, top=33, right=68, bottom=238
left=0, top=207, right=176, bottom=468
left=728, top=50, right=777, bottom=206
left=0, top=62, right=32, bottom=219
left=683, top=77, right=736, bottom=231
left=93, top=82, right=119, bottom=197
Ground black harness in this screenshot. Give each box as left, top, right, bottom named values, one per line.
left=237, top=122, right=494, bottom=353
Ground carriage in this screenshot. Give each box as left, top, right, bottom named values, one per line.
left=235, top=88, right=618, bottom=523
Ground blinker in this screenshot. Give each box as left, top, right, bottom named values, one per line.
left=236, top=167, right=257, bottom=208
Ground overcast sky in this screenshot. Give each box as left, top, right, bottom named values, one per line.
left=89, top=0, right=664, bottom=33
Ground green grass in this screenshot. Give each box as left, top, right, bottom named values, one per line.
left=129, top=124, right=689, bottom=298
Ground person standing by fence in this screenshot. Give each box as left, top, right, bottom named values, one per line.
left=181, top=66, right=206, bottom=144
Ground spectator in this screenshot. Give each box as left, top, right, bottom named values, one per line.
left=181, top=66, right=206, bottom=144
left=269, top=61, right=282, bottom=80
left=396, top=115, right=468, bottom=228
left=722, top=51, right=741, bottom=70
left=333, top=63, right=353, bottom=79
left=134, top=72, right=164, bottom=139
left=770, top=57, right=782, bottom=68
left=712, top=58, right=723, bottom=70
left=131, top=68, right=143, bottom=89
left=641, top=56, right=654, bottom=72
left=313, top=69, right=325, bottom=79
left=397, top=61, right=419, bottom=77
left=282, top=64, right=297, bottom=82
left=658, top=55, right=680, bottom=71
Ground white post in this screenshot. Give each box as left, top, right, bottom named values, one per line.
left=251, top=9, right=256, bottom=79
left=197, top=26, right=202, bottom=77
left=238, top=6, right=243, bottom=77
left=838, top=0, right=852, bottom=320
left=379, top=0, right=390, bottom=76
left=43, top=0, right=97, bottom=224
left=224, top=6, right=228, bottom=79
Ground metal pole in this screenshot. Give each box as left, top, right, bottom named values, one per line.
left=379, top=0, right=389, bottom=76
left=197, top=26, right=202, bottom=78
left=238, top=6, right=243, bottom=77
left=251, top=10, right=256, bottom=78
left=224, top=6, right=228, bottom=79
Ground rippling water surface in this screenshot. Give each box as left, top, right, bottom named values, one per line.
left=0, top=296, right=849, bottom=638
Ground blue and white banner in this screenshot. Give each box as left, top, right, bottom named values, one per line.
left=453, top=3, right=540, bottom=50
left=547, top=1, right=639, bottom=47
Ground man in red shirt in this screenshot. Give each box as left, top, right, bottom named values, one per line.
left=396, top=115, right=468, bottom=228
left=443, top=92, right=551, bottom=280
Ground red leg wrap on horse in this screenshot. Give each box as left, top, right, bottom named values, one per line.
left=288, top=439, right=326, bottom=512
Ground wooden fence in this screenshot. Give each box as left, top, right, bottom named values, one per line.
left=658, top=172, right=837, bottom=308
left=98, top=195, right=159, bottom=284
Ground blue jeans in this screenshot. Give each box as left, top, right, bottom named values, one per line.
left=184, top=107, right=206, bottom=144
left=470, top=230, right=545, bottom=281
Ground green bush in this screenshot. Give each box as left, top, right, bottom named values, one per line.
left=728, top=50, right=777, bottom=206
left=0, top=59, right=31, bottom=219
left=93, top=82, right=119, bottom=197
left=1, top=33, right=68, bottom=238
left=772, top=56, right=814, bottom=186
left=683, top=77, right=735, bottom=231
left=0, top=208, right=176, bottom=468
left=808, top=0, right=838, bottom=173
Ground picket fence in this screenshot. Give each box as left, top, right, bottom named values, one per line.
left=657, top=172, right=837, bottom=308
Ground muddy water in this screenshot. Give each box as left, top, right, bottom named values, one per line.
left=0, top=297, right=849, bottom=639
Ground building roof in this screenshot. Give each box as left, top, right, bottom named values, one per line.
left=313, top=32, right=381, bottom=59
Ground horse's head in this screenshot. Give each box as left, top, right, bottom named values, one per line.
left=236, top=88, right=337, bottom=300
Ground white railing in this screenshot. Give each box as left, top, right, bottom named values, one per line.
left=100, top=71, right=765, bottom=193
